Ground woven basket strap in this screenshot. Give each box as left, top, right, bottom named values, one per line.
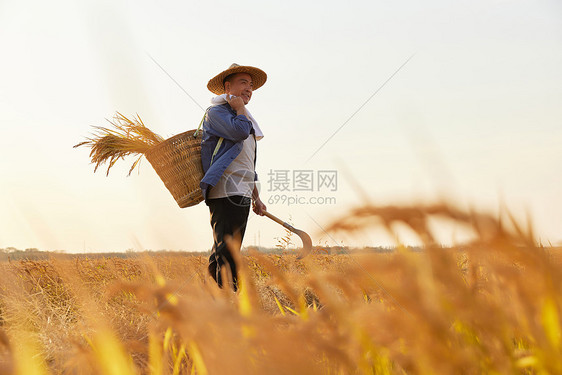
left=210, top=137, right=223, bottom=165
left=193, top=112, right=207, bottom=138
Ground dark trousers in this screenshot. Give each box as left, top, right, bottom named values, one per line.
left=207, top=195, right=251, bottom=290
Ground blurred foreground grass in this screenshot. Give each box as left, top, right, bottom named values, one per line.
left=0, top=203, right=561, bottom=374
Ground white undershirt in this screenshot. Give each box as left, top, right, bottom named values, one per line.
left=207, top=133, right=256, bottom=199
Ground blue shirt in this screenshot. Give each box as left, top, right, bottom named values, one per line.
left=199, top=103, right=258, bottom=204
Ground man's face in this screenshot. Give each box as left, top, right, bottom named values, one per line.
left=224, top=73, right=253, bottom=104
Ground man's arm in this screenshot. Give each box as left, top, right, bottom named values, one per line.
left=252, top=184, right=266, bottom=216
left=206, top=105, right=253, bottom=142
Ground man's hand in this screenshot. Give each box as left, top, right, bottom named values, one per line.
left=225, top=95, right=246, bottom=116
left=252, top=197, right=267, bottom=216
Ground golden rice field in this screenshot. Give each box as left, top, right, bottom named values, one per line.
left=0, top=203, right=561, bottom=374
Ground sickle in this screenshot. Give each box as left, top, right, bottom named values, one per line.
left=263, top=211, right=312, bottom=260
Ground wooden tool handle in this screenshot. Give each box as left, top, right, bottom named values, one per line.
left=263, top=211, right=285, bottom=227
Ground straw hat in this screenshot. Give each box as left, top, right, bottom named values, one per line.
left=207, top=63, right=267, bottom=95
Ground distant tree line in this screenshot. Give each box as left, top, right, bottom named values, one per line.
left=0, top=245, right=416, bottom=261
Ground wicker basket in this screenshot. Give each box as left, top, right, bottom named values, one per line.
left=145, top=129, right=204, bottom=208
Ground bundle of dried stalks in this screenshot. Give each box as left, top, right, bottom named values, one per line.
left=74, top=112, right=164, bottom=176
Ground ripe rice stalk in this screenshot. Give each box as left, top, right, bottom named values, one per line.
left=74, top=112, right=164, bottom=176
left=1, top=203, right=561, bottom=373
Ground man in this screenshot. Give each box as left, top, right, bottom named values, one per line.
left=200, top=63, right=267, bottom=290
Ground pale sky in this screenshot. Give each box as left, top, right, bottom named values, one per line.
left=1, top=0, right=561, bottom=252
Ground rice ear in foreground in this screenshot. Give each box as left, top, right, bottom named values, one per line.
left=74, top=112, right=205, bottom=208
